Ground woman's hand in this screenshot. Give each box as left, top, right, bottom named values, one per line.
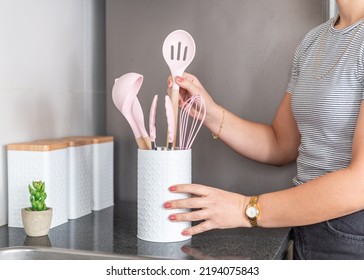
left=167, top=73, right=227, bottom=136
left=164, top=184, right=251, bottom=236
left=167, top=73, right=218, bottom=114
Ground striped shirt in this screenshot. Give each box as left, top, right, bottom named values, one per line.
left=286, top=16, right=364, bottom=186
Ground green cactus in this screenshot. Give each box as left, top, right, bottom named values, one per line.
left=28, top=181, right=48, bottom=211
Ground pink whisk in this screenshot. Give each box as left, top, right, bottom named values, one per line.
left=179, top=95, right=206, bottom=150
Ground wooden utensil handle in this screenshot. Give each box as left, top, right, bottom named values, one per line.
left=143, top=136, right=152, bottom=150
left=169, top=88, right=179, bottom=148
left=136, top=137, right=148, bottom=150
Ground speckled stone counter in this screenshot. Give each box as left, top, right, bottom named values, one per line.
left=0, top=201, right=291, bottom=259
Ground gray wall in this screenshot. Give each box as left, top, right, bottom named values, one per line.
left=0, top=0, right=106, bottom=225
left=106, top=0, right=323, bottom=202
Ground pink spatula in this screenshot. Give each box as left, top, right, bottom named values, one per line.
left=112, top=72, right=150, bottom=150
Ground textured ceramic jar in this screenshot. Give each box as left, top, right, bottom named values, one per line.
left=137, top=149, right=192, bottom=242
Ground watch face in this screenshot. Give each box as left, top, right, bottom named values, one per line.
left=246, top=206, right=258, bottom=218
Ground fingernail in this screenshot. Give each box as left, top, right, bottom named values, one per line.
left=169, top=186, right=176, bottom=191
left=169, top=214, right=176, bottom=221
left=182, top=230, right=189, bottom=236
left=176, top=76, right=184, bottom=83
left=163, top=202, right=172, bottom=209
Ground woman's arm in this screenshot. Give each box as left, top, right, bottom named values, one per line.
left=174, top=74, right=301, bottom=166
left=209, top=92, right=300, bottom=165
left=259, top=99, right=364, bottom=227
left=165, top=101, right=364, bottom=235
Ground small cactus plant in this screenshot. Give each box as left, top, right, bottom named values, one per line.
left=28, top=180, right=48, bottom=211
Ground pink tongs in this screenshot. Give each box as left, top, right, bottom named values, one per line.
left=149, top=95, right=175, bottom=150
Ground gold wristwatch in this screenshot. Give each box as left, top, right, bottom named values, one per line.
left=245, top=196, right=261, bottom=227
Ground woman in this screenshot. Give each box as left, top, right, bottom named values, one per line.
left=164, top=0, right=364, bottom=259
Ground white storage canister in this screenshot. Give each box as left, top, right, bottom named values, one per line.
left=89, top=136, right=114, bottom=211
left=7, top=140, right=69, bottom=228
left=64, top=137, right=93, bottom=220
left=64, top=136, right=114, bottom=211
left=91, top=136, right=114, bottom=211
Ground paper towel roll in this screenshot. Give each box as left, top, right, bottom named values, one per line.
left=137, top=149, right=192, bottom=242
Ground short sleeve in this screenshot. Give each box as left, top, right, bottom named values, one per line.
left=356, top=39, right=364, bottom=92
left=286, top=45, right=301, bottom=95
left=286, top=22, right=327, bottom=95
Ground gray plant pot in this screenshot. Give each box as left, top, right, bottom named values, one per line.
left=21, top=208, right=53, bottom=237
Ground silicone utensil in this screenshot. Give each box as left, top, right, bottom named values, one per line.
left=162, top=30, right=196, bottom=148
left=165, top=95, right=175, bottom=150
left=149, top=95, right=158, bottom=150
left=112, top=72, right=149, bottom=149
left=132, top=98, right=152, bottom=150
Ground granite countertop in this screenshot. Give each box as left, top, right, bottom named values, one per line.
left=0, top=201, right=291, bottom=259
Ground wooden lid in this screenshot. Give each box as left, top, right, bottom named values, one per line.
left=63, top=136, right=114, bottom=145
left=61, top=137, right=94, bottom=147
left=7, top=136, right=114, bottom=151
left=87, top=136, right=114, bottom=144
left=7, top=139, right=69, bottom=152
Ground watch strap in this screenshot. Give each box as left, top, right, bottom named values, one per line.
left=246, top=195, right=260, bottom=227
left=250, top=217, right=258, bottom=227
left=249, top=195, right=259, bottom=205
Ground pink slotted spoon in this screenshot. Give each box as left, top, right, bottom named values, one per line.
left=162, top=30, right=196, bottom=148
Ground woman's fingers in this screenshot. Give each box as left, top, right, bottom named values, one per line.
left=169, top=209, right=210, bottom=222
left=169, top=184, right=211, bottom=196
left=164, top=184, right=213, bottom=211
left=175, top=75, right=201, bottom=97
left=167, top=206, right=217, bottom=236
left=167, top=73, right=200, bottom=86
left=182, top=72, right=203, bottom=87
left=164, top=183, right=248, bottom=236
left=164, top=196, right=207, bottom=210
left=181, top=220, right=215, bottom=236
left=164, top=184, right=217, bottom=236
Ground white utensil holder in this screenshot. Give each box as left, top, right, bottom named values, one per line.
left=137, top=149, right=192, bottom=243
left=7, top=140, right=69, bottom=229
